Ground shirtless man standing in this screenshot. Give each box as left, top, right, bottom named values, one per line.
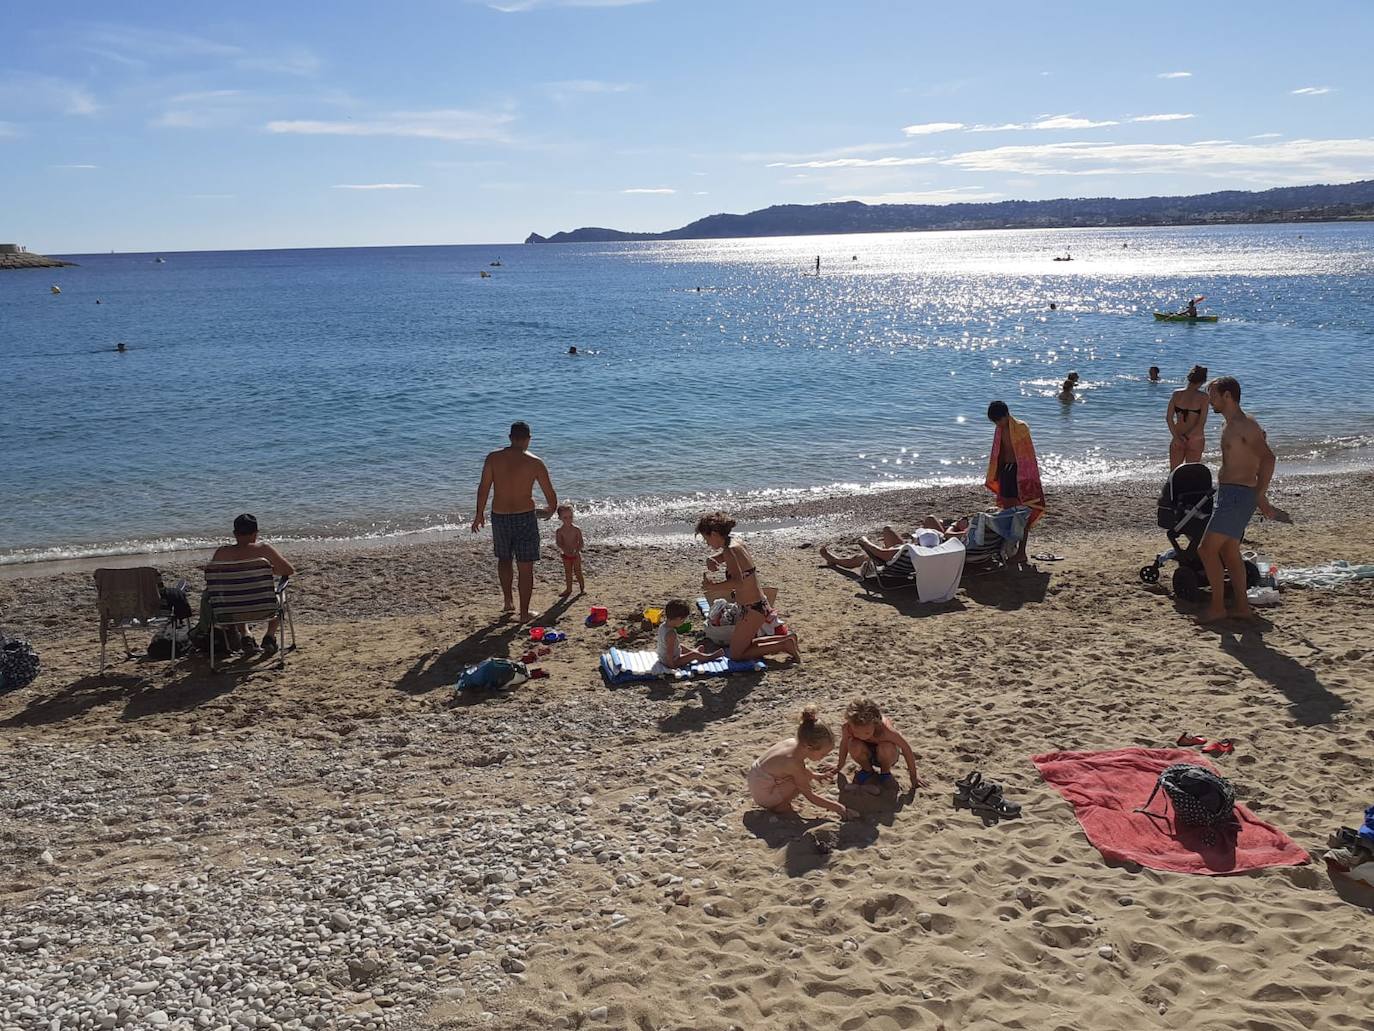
left=1197, top=376, right=1277, bottom=624
left=471, top=421, right=558, bottom=622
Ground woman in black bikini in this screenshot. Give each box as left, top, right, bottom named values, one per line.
left=1166, top=364, right=1210, bottom=468
left=696, top=512, right=802, bottom=664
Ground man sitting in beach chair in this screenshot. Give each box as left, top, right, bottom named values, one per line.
left=206, top=513, right=296, bottom=656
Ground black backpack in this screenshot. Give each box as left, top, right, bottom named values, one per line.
left=0, top=632, right=41, bottom=694
left=1137, top=763, right=1238, bottom=844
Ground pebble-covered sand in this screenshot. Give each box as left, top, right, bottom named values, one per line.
left=3, top=472, right=1372, bottom=1031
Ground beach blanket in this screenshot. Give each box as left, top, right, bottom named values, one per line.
left=1031, top=747, right=1309, bottom=875
left=1278, top=561, right=1374, bottom=589
left=984, top=416, right=1046, bottom=527
left=599, top=648, right=765, bottom=685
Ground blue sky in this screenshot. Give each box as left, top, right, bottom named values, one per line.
left=4, top=0, right=1373, bottom=251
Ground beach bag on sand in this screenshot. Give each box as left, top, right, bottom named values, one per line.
left=147, top=623, right=192, bottom=660
left=1137, top=763, right=1237, bottom=845
left=0, top=632, right=41, bottom=693
left=457, top=658, right=529, bottom=693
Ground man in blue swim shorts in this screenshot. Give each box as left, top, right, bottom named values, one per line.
left=471, top=421, right=559, bottom=622
left=1198, top=376, right=1278, bottom=624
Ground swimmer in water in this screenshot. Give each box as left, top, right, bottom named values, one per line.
left=568, top=346, right=578, bottom=356
left=1048, top=302, right=1057, bottom=311
left=1148, top=366, right=1161, bottom=382
left=115, top=342, right=127, bottom=353
left=1058, top=372, right=1079, bottom=402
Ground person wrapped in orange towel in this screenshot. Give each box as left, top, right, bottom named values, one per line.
left=984, top=400, right=1046, bottom=564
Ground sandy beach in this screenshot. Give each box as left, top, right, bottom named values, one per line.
left=3, top=470, right=1373, bottom=1031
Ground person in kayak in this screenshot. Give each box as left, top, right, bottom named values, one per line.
left=1177, top=297, right=1200, bottom=318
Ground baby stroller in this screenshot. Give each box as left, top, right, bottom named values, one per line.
left=1139, top=463, right=1258, bottom=601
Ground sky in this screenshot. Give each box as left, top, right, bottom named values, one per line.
left=4, top=0, right=1373, bottom=252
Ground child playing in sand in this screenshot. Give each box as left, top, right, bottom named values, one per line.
left=748, top=706, right=857, bottom=819
left=656, top=599, right=725, bottom=668
left=554, top=504, right=585, bottom=597
left=836, top=697, right=925, bottom=793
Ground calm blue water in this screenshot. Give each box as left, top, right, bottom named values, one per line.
left=4, top=223, right=1374, bottom=562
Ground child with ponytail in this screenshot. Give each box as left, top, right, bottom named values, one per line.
left=747, top=706, right=856, bottom=819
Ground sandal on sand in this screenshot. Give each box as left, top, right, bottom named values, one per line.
left=954, top=771, right=983, bottom=797
left=968, top=780, right=1022, bottom=818
left=1201, top=738, right=1235, bottom=755
left=1176, top=732, right=1207, bottom=747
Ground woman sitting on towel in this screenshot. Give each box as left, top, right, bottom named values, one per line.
left=697, top=512, right=801, bottom=664
left=819, top=517, right=969, bottom=569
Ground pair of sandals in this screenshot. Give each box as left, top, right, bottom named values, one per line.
left=954, top=771, right=1022, bottom=818
left=853, top=769, right=893, bottom=787
left=1176, top=733, right=1235, bottom=755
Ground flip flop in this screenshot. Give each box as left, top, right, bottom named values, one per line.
left=1201, top=738, right=1235, bottom=755
left=1176, top=732, right=1207, bottom=747
left=1031, top=553, right=1066, bottom=562
left=853, top=770, right=875, bottom=785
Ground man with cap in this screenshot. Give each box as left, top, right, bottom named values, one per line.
left=209, top=513, right=296, bottom=655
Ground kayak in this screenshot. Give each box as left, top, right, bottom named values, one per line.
left=1154, top=312, right=1218, bottom=323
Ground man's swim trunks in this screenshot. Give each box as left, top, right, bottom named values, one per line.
left=1205, top=483, right=1257, bottom=541
left=491, top=510, right=541, bottom=562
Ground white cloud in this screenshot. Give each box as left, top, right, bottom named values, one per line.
left=1291, top=86, right=1334, bottom=96
left=969, top=114, right=1118, bottom=132
left=1250, top=132, right=1283, bottom=139
left=622, top=187, right=675, bottom=194
left=836, top=188, right=1006, bottom=205
left=332, top=183, right=424, bottom=190
left=767, top=156, right=936, bottom=169
left=77, top=26, right=320, bottom=77
left=54, top=163, right=98, bottom=169
left=168, top=89, right=245, bottom=103
left=0, top=73, right=98, bottom=116
left=268, top=109, right=515, bottom=142
left=901, top=121, right=964, bottom=136
left=940, top=137, right=1374, bottom=182
left=1132, top=113, right=1195, bottom=122
left=1157, top=71, right=1192, bottom=79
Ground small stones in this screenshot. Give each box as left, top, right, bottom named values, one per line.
left=38, top=849, right=56, bottom=867
left=328, top=910, right=353, bottom=932
left=810, top=897, right=826, bottom=914
left=916, top=912, right=933, bottom=930
left=587, top=1005, right=609, bottom=1021
left=1118, top=896, right=1134, bottom=907
left=1097, top=945, right=1115, bottom=960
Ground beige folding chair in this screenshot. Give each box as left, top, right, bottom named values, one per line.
left=94, top=567, right=185, bottom=672
left=204, top=559, right=295, bottom=671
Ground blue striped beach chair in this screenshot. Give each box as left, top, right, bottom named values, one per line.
left=204, top=559, right=295, bottom=671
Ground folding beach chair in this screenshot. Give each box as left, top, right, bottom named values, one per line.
left=94, top=567, right=188, bottom=672
left=861, top=538, right=967, bottom=601
left=860, top=548, right=918, bottom=595
left=204, top=559, right=296, bottom=671
left=963, top=507, right=1031, bottom=571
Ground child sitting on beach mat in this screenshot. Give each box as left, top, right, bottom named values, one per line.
left=656, top=599, right=724, bottom=669
left=836, top=698, right=925, bottom=794
left=747, top=707, right=857, bottom=819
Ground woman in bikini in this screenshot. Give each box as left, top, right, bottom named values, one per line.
left=1166, top=364, right=1210, bottom=468
left=696, top=511, right=801, bottom=663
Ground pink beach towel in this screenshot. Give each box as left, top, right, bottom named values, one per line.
left=1031, top=747, right=1310, bottom=875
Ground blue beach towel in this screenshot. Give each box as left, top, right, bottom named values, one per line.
left=599, top=648, right=765, bottom=685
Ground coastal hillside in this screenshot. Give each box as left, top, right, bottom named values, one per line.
left=526, top=179, right=1374, bottom=243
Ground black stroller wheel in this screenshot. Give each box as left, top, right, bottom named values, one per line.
left=1173, top=566, right=1201, bottom=602
left=1139, top=565, right=1160, bottom=584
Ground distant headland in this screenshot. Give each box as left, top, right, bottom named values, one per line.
left=525, top=179, right=1374, bottom=244
left=0, top=244, right=76, bottom=270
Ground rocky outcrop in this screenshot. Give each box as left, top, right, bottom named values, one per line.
left=0, top=249, right=77, bottom=270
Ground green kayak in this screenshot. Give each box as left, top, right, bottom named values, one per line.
left=1154, top=312, right=1219, bottom=322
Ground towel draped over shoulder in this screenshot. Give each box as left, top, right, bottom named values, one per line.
left=985, top=417, right=1046, bottom=526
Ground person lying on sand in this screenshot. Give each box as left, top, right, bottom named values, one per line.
left=748, top=706, right=857, bottom=819
left=819, top=518, right=968, bottom=569
left=656, top=599, right=724, bottom=669
left=836, top=697, right=925, bottom=794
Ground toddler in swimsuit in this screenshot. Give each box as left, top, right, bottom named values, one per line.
left=836, top=697, right=924, bottom=795
left=554, top=504, right=585, bottom=597
left=656, top=599, right=724, bottom=669
left=747, top=706, right=856, bottom=819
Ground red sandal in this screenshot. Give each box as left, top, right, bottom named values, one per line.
left=1201, top=738, right=1235, bottom=755
left=1176, top=733, right=1207, bottom=747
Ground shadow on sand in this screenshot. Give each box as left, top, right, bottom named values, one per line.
left=1219, top=629, right=1348, bottom=727
left=657, top=670, right=768, bottom=735
left=395, top=598, right=574, bottom=697
left=0, top=658, right=247, bottom=727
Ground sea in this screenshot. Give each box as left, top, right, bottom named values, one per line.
left=4, top=222, right=1374, bottom=566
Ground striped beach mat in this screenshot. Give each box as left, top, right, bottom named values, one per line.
left=599, top=648, right=765, bottom=685
left=205, top=559, right=280, bottom=622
